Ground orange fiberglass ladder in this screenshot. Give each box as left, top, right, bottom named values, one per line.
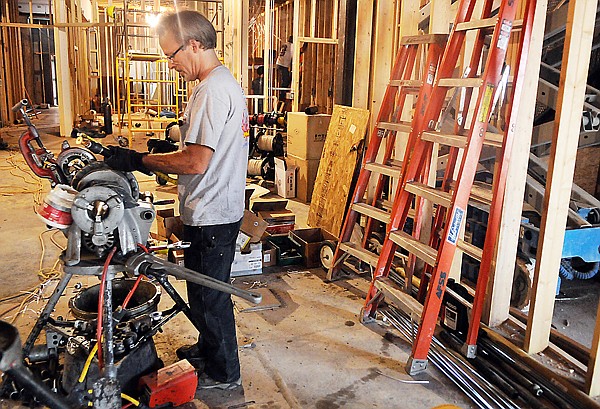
left=325, top=33, right=447, bottom=281
left=334, top=0, right=535, bottom=375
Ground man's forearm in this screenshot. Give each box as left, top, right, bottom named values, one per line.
left=142, top=145, right=212, bottom=175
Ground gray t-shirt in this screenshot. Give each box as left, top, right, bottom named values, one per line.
left=178, top=65, right=249, bottom=226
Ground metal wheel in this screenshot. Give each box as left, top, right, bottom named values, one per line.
left=319, top=240, right=337, bottom=271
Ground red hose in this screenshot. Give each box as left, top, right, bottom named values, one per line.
left=121, top=275, right=143, bottom=310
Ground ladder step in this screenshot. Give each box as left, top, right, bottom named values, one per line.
left=379, top=200, right=417, bottom=219
left=389, top=230, right=437, bottom=267
left=470, top=181, right=493, bottom=206
left=421, top=130, right=505, bottom=148
left=339, top=242, right=380, bottom=267
left=457, top=239, right=483, bottom=261
left=375, top=277, right=423, bottom=320
left=352, top=203, right=391, bottom=224
left=378, top=121, right=412, bottom=133
left=421, top=131, right=468, bottom=148
left=438, top=77, right=484, bottom=88
left=400, top=33, right=448, bottom=45
left=365, top=162, right=402, bottom=179
left=389, top=79, right=423, bottom=89
left=405, top=181, right=452, bottom=208
left=455, top=17, right=524, bottom=32
left=455, top=17, right=497, bottom=32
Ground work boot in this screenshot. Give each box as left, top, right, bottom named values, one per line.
left=197, top=373, right=242, bottom=390
left=176, top=344, right=205, bottom=370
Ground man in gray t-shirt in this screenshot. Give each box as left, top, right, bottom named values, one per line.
left=104, top=10, right=248, bottom=390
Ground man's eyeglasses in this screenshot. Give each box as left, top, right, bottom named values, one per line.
left=166, top=44, right=185, bottom=61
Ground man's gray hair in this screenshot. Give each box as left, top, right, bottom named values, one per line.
left=156, top=10, right=216, bottom=49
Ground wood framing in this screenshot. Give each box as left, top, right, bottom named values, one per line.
left=484, top=0, right=548, bottom=326
left=525, top=0, right=598, bottom=354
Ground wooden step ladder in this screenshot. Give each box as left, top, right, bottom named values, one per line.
left=358, top=0, right=535, bottom=376
left=326, top=33, right=448, bottom=281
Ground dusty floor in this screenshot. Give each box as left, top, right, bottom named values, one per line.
left=0, top=109, right=475, bottom=408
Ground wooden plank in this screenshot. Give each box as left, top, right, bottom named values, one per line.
left=352, top=0, right=373, bottom=109
left=484, top=0, right=548, bottom=328
left=525, top=0, right=597, bottom=359
left=54, top=0, right=74, bottom=137
left=308, top=105, right=370, bottom=236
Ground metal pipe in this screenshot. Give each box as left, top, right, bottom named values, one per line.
left=479, top=338, right=577, bottom=409
left=382, top=309, right=518, bottom=409
left=125, top=252, right=262, bottom=304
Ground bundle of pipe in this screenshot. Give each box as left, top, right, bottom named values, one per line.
left=476, top=336, right=581, bottom=409
left=383, top=306, right=586, bottom=409
left=382, top=307, right=521, bottom=409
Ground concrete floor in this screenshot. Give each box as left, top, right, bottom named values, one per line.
left=0, top=108, right=475, bottom=408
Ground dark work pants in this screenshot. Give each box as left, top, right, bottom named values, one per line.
left=183, top=219, right=242, bottom=382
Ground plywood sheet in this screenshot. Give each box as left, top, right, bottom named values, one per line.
left=307, top=105, right=370, bottom=236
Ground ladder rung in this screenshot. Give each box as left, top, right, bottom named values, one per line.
left=389, top=230, right=437, bottom=267
left=405, top=181, right=452, bottom=208
left=352, top=203, right=391, bottom=224
left=455, top=17, right=524, bottom=33
left=375, top=277, right=423, bottom=320
left=379, top=200, right=417, bottom=219
left=378, top=121, right=412, bottom=133
left=455, top=17, right=497, bottom=32
left=339, top=242, right=379, bottom=267
left=365, top=162, right=402, bottom=179
left=438, top=77, right=484, bottom=88
left=421, top=130, right=504, bottom=148
left=400, top=33, right=448, bottom=45
left=457, top=239, right=483, bottom=261
left=389, top=79, right=423, bottom=89
left=421, top=131, right=468, bottom=148
left=470, top=181, right=493, bottom=206
left=483, top=132, right=504, bottom=148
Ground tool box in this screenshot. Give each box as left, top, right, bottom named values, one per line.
left=139, top=359, right=197, bottom=408
left=266, top=234, right=303, bottom=266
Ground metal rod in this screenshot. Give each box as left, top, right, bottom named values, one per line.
left=383, top=307, right=519, bottom=409
left=383, top=311, right=504, bottom=409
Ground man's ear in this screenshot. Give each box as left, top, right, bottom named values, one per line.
left=189, top=39, right=202, bottom=52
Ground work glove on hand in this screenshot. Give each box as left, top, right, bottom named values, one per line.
left=104, top=146, right=152, bottom=175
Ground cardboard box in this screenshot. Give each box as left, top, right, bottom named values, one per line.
left=285, top=154, right=320, bottom=203
left=274, top=157, right=297, bottom=199
left=168, top=249, right=185, bottom=267
left=289, top=228, right=338, bottom=268
left=252, top=200, right=295, bottom=224
left=231, top=242, right=263, bottom=277
left=240, top=210, right=268, bottom=244
left=156, top=208, right=184, bottom=240
left=262, top=241, right=277, bottom=267
left=286, top=113, right=331, bottom=160
left=266, top=234, right=303, bottom=266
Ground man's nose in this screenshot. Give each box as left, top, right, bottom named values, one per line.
left=168, top=60, right=176, bottom=69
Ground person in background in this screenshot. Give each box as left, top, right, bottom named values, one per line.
left=276, top=36, right=293, bottom=109
left=251, top=65, right=264, bottom=112
left=103, top=9, right=249, bottom=390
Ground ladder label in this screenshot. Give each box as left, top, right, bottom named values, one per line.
left=497, top=19, right=513, bottom=51
left=478, top=85, right=495, bottom=123
left=447, top=207, right=465, bottom=245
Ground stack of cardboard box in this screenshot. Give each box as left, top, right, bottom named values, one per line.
left=285, top=113, right=331, bottom=202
